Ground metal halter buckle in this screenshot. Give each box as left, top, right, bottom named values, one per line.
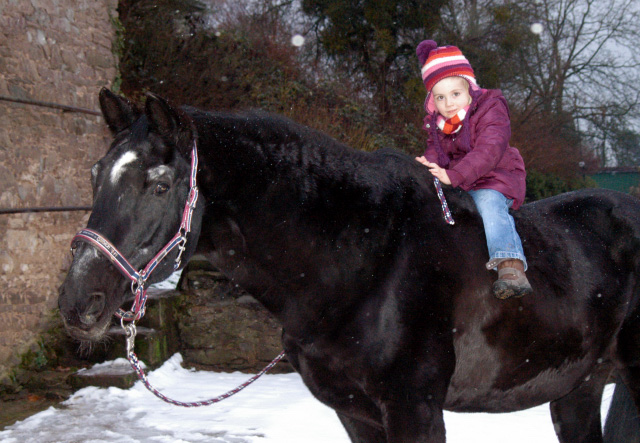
left=174, top=234, right=188, bottom=270
left=122, top=317, right=137, bottom=355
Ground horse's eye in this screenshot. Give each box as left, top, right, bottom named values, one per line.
left=154, top=182, right=170, bottom=195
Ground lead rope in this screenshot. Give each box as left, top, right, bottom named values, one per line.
left=73, top=139, right=285, bottom=406
left=124, top=321, right=286, bottom=407
left=123, top=180, right=449, bottom=407
left=433, top=178, right=455, bottom=225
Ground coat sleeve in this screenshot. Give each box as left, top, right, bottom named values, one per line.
left=422, top=121, right=440, bottom=164
left=423, top=139, right=439, bottom=164
left=447, top=97, right=511, bottom=188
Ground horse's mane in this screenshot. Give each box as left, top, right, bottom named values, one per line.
left=184, top=106, right=478, bottom=223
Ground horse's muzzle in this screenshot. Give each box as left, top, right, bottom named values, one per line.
left=79, top=292, right=106, bottom=326
left=58, top=286, right=111, bottom=341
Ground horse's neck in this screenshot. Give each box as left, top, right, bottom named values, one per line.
left=192, top=113, right=477, bottom=335
left=194, top=112, right=364, bottom=206
left=195, top=161, right=380, bottom=333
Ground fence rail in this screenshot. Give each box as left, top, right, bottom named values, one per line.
left=0, top=95, right=101, bottom=116
left=0, top=206, right=92, bottom=215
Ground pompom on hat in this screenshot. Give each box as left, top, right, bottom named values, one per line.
left=416, top=40, right=479, bottom=113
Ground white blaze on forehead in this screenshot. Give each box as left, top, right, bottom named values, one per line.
left=110, top=151, right=138, bottom=184
left=147, top=165, right=172, bottom=181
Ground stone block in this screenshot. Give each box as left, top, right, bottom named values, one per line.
left=86, top=50, right=114, bottom=70
left=60, top=48, right=79, bottom=73
left=67, top=359, right=140, bottom=390
left=175, top=262, right=287, bottom=373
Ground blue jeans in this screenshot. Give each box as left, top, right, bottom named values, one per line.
left=468, top=189, right=527, bottom=271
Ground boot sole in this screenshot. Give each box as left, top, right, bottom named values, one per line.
left=493, top=281, right=533, bottom=300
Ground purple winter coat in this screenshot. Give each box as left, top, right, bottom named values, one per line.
left=423, top=89, right=526, bottom=209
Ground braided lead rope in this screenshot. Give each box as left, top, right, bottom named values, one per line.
left=123, top=323, right=286, bottom=407
left=433, top=178, right=455, bottom=225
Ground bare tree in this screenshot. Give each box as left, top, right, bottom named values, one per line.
left=509, top=0, right=640, bottom=166
left=438, top=0, right=640, bottom=169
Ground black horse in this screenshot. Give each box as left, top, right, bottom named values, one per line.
left=58, top=89, right=640, bottom=443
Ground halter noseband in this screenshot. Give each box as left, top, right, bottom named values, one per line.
left=71, top=141, right=199, bottom=322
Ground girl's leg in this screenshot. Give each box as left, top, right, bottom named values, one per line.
left=468, top=189, right=526, bottom=270
left=469, top=189, right=532, bottom=299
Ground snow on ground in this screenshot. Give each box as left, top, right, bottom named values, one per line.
left=3, top=272, right=614, bottom=442
left=0, top=353, right=615, bottom=443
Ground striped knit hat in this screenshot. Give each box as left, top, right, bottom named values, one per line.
left=416, top=40, right=478, bottom=113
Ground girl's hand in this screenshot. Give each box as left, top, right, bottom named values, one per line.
left=415, top=156, right=452, bottom=184
left=424, top=160, right=451, bottom=185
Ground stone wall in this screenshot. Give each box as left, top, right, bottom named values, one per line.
left=0, top=0, right=118, bottom=382
left=176, top=261, right=287, bottom=373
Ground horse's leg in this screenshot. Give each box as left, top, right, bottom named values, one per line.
left=549, top=367, right=610, bottom=443
left=383, top=400, right=446, bottom=443
left=606, top=305, right=640, bottom=442
left=373, top=327, right=455, bottom=442
left=603, top=377, right=640, bottom=443
left=283, top=338, right=388, bottom=442
left=378, top=366, right=450, bottom=443
left=337, top=413, right=387, bottom=443
left=607, top=348, right=640, bottom=442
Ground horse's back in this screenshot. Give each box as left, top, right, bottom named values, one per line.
left=519, top=188, right=640, bottom=335
left=517, top=188, right=640, bottom=281
left=446, top=188, right=640, bottom=412
left=519, top=187, right=640, bottom=238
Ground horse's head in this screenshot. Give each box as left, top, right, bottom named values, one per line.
left=58, top=88, right=203, bottom=342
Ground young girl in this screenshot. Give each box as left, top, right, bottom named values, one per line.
left=414, top=40, right=532, bottom=299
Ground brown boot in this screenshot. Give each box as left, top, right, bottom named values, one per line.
left=493, top=259, right=532, bottom=299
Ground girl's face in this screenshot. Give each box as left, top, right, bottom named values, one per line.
left=431, top=77, right=472, bottom=118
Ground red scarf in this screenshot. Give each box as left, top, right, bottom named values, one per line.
left=436, top=105, right=470, bottom=134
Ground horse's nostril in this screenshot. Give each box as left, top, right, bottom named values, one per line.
left=79, top=292, right=106, bottom=326
left=80, top=315, right=94, bottom=325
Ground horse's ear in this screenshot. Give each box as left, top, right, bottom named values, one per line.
left=98, top=88, right=138, bottom=134
left=144, top=93, right=195, bottom=160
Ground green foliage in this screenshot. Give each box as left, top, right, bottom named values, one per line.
left=108, top=11, right=126, bottom=94
left=118, top=0, right=310, bottom=113
left=19, top=340, right=50, bottom=372
left=302, top=0, right=448, bottom=116
left=115, top=0, right=427, bottom=156
left=113, top=0, right=638, bottom=176
left=525, top=169, right=596, bottom=202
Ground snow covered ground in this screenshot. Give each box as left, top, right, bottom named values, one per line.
left=0, top=353, right=615, bottom=443
left=2, top=272, right=615, bottom=442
